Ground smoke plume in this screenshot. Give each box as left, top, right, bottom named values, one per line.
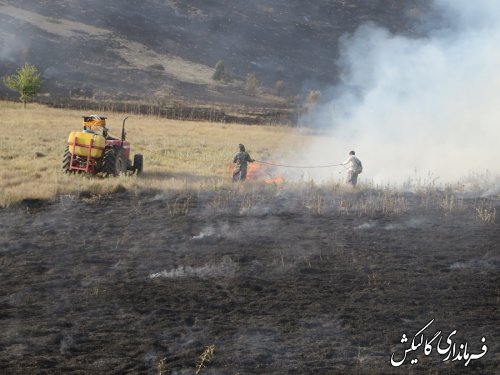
left=301, top=0, right=500, bottom=186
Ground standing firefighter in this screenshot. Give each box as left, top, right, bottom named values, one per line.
left=341, top=150, right=363, bottom=186
left=233, top=144, right=255, bottom=181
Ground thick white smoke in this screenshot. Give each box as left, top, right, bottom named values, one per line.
left=301, top=0, right=500, bottom=186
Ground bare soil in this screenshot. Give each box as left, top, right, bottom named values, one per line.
left=0, top=189, right=498, bottom=374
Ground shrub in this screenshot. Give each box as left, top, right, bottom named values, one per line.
left=212, top=60, right=233, bottom=82
left=212, top=60, right=226, bottom=81
left=244, top=73, right=260, bottom=96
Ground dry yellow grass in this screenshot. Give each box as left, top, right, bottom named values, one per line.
left=0, top=101, right=319, bottom=207
left=2, top=101, right=495, bottom=222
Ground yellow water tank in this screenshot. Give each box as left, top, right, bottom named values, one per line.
left=67, top=131, right=106, bottom=158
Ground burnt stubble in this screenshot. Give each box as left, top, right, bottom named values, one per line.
left=0, top=189, right=498, bottom=374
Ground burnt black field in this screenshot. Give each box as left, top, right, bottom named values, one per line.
left=0, top=0, right=429, bottom=106
left=0, top=188, right=498, bottom=374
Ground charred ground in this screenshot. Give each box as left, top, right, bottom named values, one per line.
left=0, top=187, right=498, bottom=374
left=0, top=0, right=431, bottom=111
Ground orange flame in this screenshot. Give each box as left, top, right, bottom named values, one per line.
left=246, top=163, right=261, bottom=180
left=265, top=175, right=284, bottom=184
left=246, top=163, right=284, bottom=184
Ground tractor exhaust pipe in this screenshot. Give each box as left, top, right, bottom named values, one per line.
left=121, top=116, right=129, bottom=145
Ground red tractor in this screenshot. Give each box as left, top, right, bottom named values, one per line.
left=63, top=115, right=143, bottom=176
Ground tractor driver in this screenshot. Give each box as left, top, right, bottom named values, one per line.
left=102, top=125, right=109, bottom=138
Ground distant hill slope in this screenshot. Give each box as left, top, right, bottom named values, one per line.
left=0, top=0, right=430, bottom=109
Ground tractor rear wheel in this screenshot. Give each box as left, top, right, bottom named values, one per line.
left=102, top=147, right=126, bottom=177
left=133, top=154, right=143, bottom=174
left=62, top=147, right=71, bottom=173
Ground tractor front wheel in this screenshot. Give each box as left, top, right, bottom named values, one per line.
left=102, top=147, right=126, bottom=177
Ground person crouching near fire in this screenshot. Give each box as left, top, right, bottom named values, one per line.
left=341, top=150, right=363, bottom=187
left=233, top=144, right=255, bottom=181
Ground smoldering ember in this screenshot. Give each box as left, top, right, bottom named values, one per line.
left=0, top=1, right=498, bottom=374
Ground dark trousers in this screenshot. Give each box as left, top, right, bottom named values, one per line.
left=233, top=167, right=247, bottom=181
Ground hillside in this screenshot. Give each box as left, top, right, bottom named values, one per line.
left=0, top=0, right=430, bottom=111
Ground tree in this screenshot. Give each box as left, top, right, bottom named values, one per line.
left=3, top=63, right=41, bottom=108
